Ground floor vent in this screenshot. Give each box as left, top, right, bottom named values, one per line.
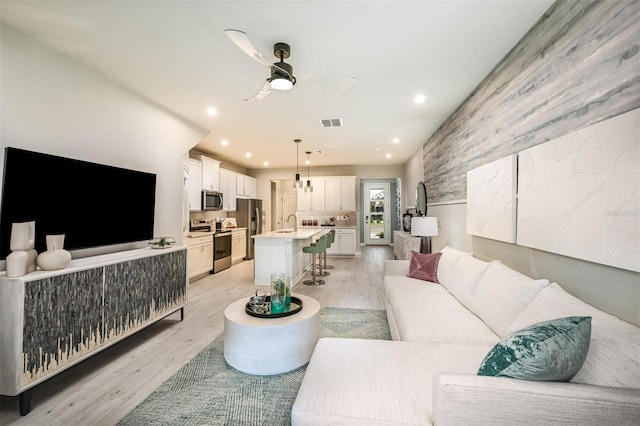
left=320, top=118, right=342, bottom=128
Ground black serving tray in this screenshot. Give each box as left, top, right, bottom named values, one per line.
left=245, top=296, right=303, bottom=318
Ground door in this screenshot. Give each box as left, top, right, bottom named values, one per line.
left=364, top=183, right=390, bottom=245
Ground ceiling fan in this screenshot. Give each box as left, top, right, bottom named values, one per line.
left=224, top=29, right=357, bottom=102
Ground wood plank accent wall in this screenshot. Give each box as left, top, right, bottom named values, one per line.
left=423, top=0, right=640, bottom=202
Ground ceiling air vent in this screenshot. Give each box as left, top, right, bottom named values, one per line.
left=320, top=118, right=342, bottom=128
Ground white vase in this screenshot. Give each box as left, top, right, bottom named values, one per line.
left=37, top=235, right=72, bottom=271
left=6, top=249, right=37, bottom=278
left=9, top=221, right=35, bottom=251
left=5, top=222, right=37, bottom=278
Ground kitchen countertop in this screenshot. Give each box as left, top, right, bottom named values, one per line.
left=253, top=229, right=324, bottom=239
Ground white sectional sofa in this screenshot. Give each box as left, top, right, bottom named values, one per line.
left=292, top=247, right=640, bottom=425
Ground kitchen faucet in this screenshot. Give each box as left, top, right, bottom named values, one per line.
left=287, top=214, right=298, bottom=231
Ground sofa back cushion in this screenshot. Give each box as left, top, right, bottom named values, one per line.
left=436, top=246, right=472, bottom=288
left=508, top=283, right=640, bottom=389
left=444, top=255, right=492, bottom=308
left=469, top=261, right=550, bottom=337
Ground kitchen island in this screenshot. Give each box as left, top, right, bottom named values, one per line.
left=252, top=228, right=325, bottom=287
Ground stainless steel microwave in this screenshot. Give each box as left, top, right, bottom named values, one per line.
left=202, top=190, right=223, bottom=211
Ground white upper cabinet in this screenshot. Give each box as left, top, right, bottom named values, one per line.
left=325, top=176, right=356, bottom=211
left=187, top=158, right=202, bottom=211
left=297, top=178, right=326, bottom=211
left=220, top=168, right=236, bottom=211
left=236, top=174, right=257, bottom=199
left=199, top=156, right=221, bottom=191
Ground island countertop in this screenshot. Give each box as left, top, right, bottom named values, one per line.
left=252, top=229, right=324, bottom=239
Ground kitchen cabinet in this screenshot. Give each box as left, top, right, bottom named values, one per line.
left=187, top=234, right=214, bottom=279
left=0, top=248, right=187, bottom=415
left=236, top=174, right=257, bottom=198
left=325, top=176, right=357, bottom=211
left=199, top=156, right=221, bottom=191
left=326, top=228, right=357, bottom=256
left=297, top=178, right=326, bottom=211
left=187, top=158, right=202, bottom=211
left=220, top=168, right=237, bottom=211
left=231, top=228, right=247, bottom=264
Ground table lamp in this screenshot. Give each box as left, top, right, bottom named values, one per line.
left=411, top=217, right=438, bottom=254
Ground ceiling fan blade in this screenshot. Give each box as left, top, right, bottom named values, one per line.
left=244, top=79, right=273, bottom=102
left=296, top=74, right=356, bottom=91
left=224, top=29, right=273, bottom=69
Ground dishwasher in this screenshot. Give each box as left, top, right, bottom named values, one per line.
left=212, top=230, right=232, bottom=273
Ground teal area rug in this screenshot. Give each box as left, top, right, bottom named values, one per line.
left=118, top=307, right=391, bottom=426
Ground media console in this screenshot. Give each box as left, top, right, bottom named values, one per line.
left=0, top=246, right=188, bottom=415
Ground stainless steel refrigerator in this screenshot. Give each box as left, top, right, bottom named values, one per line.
left=232, top=198, right=262, bottom=260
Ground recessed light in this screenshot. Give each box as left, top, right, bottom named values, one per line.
left=386, top=153, right=392, bottom=159
left=413, top=94, right=426, bottom=104
left=206, top=107, right=218, bottom=116
left=245, top=152, right=252, bottom=158
left=375, top=148, right=381, bottom=151
left=263, top=161, right=269, bottom=166
left=392, top=138, right=400, bottom=144
left=305, top=159, right=310, bottom=165
left=221, top=140, right=229, bottom=146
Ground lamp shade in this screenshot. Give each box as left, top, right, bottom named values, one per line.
left=411, top=217, right=438, bottom=237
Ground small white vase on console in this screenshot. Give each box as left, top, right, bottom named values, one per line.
left=6, top=221, right=38, bottom=278
left=37, top=234, right=72, bottom=271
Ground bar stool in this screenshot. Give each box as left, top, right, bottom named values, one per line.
left=303, top=235, right=327, bottom=285
left=315, top=230, right=334, bottom=275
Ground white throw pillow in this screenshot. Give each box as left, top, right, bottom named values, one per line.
left=469, top=261, right=550, bottom=337
left=445, top=255, right=492, bottom=308
left=437, top=246, right=472, bottom=289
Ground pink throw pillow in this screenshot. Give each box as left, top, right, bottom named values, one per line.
left=407, top=251, right=442, bottom=283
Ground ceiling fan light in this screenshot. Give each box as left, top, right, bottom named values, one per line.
left=271, top=76, right=293, bottom=90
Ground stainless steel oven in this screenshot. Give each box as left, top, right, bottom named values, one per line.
left=212, top=230, right=232, bottom=273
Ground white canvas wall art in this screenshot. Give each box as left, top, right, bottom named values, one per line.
left=466, top=155, right=517, bottom=243
left=517, top=108, right=640, bottom=272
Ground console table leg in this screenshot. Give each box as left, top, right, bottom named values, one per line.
left=19, top=390, right=32, bottom=416
left=180, top=307, right=184, bottom=322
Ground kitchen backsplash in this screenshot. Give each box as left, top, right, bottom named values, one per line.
left=296, top=211, right=357, bottom=227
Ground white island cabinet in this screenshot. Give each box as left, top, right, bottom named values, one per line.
left=252, top=229, right=324, bottom=287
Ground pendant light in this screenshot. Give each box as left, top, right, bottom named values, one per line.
left=293, top=139, right=302, bottom=188
left=304, top=151, right=313, bottom=193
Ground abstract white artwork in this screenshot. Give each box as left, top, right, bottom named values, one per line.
left=517, top=108, right=640, bottom=272
left=466, top=155, right=517, bottom=243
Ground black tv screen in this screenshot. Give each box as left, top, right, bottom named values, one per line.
left=1, top=147, right=157, bottom=259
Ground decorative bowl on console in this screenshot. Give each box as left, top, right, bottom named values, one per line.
left=148, top=237, right=176, bottom=249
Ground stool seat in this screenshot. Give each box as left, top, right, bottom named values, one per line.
left=303, top=235, right=327, bottom=286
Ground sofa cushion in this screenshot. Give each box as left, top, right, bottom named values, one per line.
left=508, top=283, right=640, bottom=389
left=469, top=261, right=550, bottom=337
left=388, top=288, right=500, bottom=346
left=407, top=251, right=442, bottom=282
left=383, top=272, right=447, bottom=302
left=478, top=316, right=591, bottom=381
left=435, top=246, right=472, bottom=288
left=443, top=255, right=492, bottom=308
left=291, top=338, right=491, bottom=426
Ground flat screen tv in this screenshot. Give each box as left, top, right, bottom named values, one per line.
left=1, top=147, right=157, bottom=260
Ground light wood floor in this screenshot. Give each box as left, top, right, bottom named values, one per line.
left=0, top=245, right=394, bottom=425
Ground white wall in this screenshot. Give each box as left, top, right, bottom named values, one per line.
left=403, top=146, right=423, bottom=212
left=1, top=24, right=207, bottom=262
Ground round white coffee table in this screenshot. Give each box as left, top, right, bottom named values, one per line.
left=223, top=294, right=321, bottom=375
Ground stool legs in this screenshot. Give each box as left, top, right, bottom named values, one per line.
left=303, top=252, right=325, bottom=285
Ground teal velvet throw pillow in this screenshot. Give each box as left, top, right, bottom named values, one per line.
left=478, top=316, right=591, bottom=381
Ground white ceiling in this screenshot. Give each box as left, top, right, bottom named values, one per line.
left=1, top=0, right=553, bottom=170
